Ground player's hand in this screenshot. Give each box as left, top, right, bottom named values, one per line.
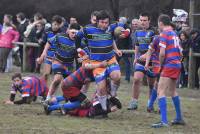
left=119, top=33, right=126, bottom=39
left=144, top=64, right=149, bottom=71
left=36, top=57, right=43, bottom=64
left=100, top=61, right=108, bottom=67
left=4, top=100, right=14, bottom=105
left=77, top=57, right=84, bottom=63
left=133, top=58, right=137, bottom=65
left=115, top=49, right=122, bottom=57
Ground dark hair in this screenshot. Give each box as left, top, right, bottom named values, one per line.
left=91, top=10, right=99, bottom=17
left=4, top=14, right=13, bottom=21
left=69, top=23, right=81, bottom=30
left=96, top=10, right=110, bottom=21
left=179, top=30, right=189, bottom=39
left=16, top=12, right=26, bottom=20
left=51, top=15, right=62, bottom=24
left=139, top=12, right=151, bottom=20
left=12, top=73, right=22, bottom=80
left=158, top=14, right=171, bottom=26
left=29, top=18, right=34, bottom=23
left=34, top=12, right=43, bottom=20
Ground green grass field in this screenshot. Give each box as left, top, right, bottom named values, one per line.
left=0, top=72, right=200, bottom=134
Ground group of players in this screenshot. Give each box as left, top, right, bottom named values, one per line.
left=4, top=10, right=185, bottom=128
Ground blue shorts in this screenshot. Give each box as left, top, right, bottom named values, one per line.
left=134, top=63, right=158, bottom=78
left=52, top=62, right=73, bottom=78
left=44, top=58, right=53, bottom=65
left=94, top=63, right=120, bottom=83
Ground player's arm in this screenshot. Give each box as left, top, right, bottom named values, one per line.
left=159, top=33, right=166, bottom=65
left=145, top=44, right=155, bottom=70
left=37, top=42, right=51, bottom=64
left=113, top=40, right=122, bottom=57
left=83, top=61, right=108, bottom=69
left=13, top=97, right=29, bottom=104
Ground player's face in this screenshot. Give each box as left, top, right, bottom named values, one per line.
left=68, top=29, right=78, bottom=40
left=91, top=16, right=97, bottom=24
left=13, top=77, right=22, bottom=87
left=97, top=18, right=109, bottom=30
left=158, top=21, right=164, bottom=31
left=70, top=18, right=77, bottom=24
left=52, top=22, right=60, bottom=32
left=139, top=16, right=150, bottom=29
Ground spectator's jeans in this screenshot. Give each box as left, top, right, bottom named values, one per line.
left=117, top=54, right=132, bottom=82
left=0, top=47, right=11, bottom=72
left=5, top=50, right=13, bottom=72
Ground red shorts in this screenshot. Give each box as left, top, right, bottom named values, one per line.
left=161, top=67, right=181, bottom=79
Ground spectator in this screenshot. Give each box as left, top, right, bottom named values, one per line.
left=179, top=31, right=191, bottom=87
left=0, top=14, right=19, bottom=72
left=191, top=29, right=200, bottom=88
left=116, top=17, right=132, bottom=83
left=16, top=12, right=29, bottom=65
left=60, top=17, right=69, bottom=33
left=35, top=22, right=45, bottom=73
left=25, top=13, right=45, bottom=72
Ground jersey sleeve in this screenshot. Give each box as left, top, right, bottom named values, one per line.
left=10, top=84, right=17, bottom=94
left=21, top=80, right=32, bottom=97
left=159, top=32, right=167, bottom=48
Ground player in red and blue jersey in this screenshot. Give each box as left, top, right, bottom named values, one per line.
left=37, top=15, right=63, bottom=81
left=151, top=14, right=185, bottom=128
left=76, top=10, right=127, bottom=112
left=128, top=12, right=156, bottom=110
left=45, top=23, right=80, bottom=101
left=4, top=73, right=48, bottom=105
left=43, top=59, right=110, bottom=115
left=144, top=35, right=161, bottom=112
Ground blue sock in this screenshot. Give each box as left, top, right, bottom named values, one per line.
left=148, top=88, right=157, bottom=108
left=172, top=96, right=182, bottom=120
left=56, top=96, right=65, bottom=102
left=48, top=104, right=63, bottom=111
left=63, top=101, right=81, bottom=110
left=158, top=97, right=168, bottom=124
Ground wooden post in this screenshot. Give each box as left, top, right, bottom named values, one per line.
left=188, top=48, right=195, bottom=88
left=189, top=0, right=194, bottom=29
left=22, top=40, right=27, bottom=72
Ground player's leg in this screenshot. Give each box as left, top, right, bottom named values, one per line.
left=152, top=77, right=169, bottom=128
left=128, top=68, right=145, bottom=110
left=147, top=79, right=158, bottom=112
left=109, top=64, right=121, bottom=97
left=42, top=58, right=52, bottom=82
left=169, top=78, right=185, bottom=125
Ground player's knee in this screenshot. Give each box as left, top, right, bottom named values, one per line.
left=110, top=73, right=121, bottom=81
left=53, top=78, right=61, bottom=87
left=133, top=77, right=141, bottom=84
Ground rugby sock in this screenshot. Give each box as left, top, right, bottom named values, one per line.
left=148, top=88, right=157, bottom=108
left=63, top=101, right=81, bottom=110
left=48, top=104, right=63, bottom=111
left=172, top=96, right=182, bottom=120
left=56, top=96, right=65, bottom=102
left=158, top=97, right=168, bottom=124
left=110, top=82, right=119, bottom=97
left=97, top=95, right=108, bottom=111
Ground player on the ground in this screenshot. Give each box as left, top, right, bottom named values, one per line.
left=4, top=73, right=48, bottom=104
left=151, top=14, right=185, bottom=128
left=144, top=35, right=161, bottom=112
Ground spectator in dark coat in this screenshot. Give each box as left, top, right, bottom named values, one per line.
left=191, top=29, right=200, bottom=88
left=16, top=12, right=29, bottom=64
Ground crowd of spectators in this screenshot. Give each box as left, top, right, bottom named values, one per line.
left=0, top=12, right=200, bottom=88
